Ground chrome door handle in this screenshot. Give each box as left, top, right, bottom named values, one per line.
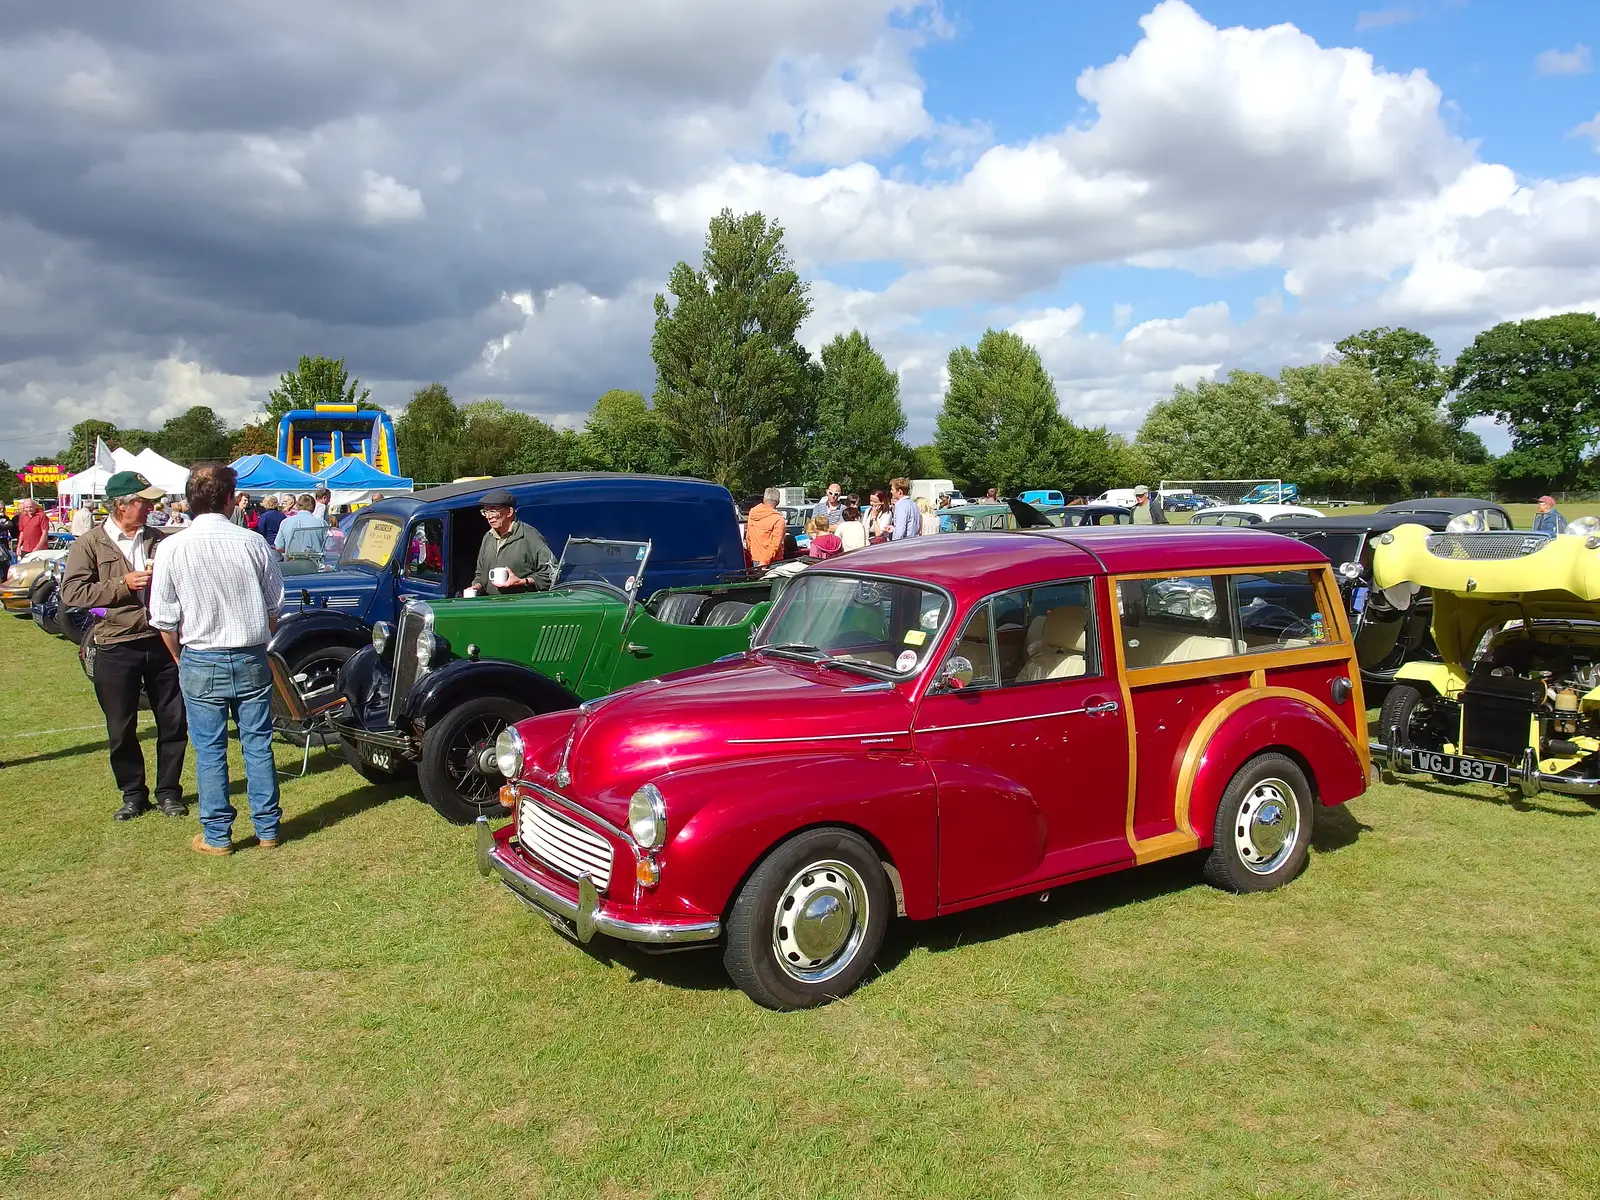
left=1085, top=700, right=1119, bottom=716
left=626, top=642, right=652, bottom=656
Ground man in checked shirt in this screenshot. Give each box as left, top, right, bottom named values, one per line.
left=150, top=464, right=287, bottom=855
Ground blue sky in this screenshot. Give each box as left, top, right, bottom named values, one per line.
left=1, top=0, right=1598, bottom=463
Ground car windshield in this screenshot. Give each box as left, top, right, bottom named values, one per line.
left=339, top=516, right=403, bottom=570
left=557, top=538, right=650, bottom=592
left=755, top=573, right=949, bottom=677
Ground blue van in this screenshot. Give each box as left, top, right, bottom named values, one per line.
left=1019, top=489, right=1066, bottom=507
left=1240, top=482, right=1300, bottom=504
left=269, top=473, right=745, bottom=695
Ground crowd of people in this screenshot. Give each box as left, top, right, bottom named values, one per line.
left=743, top=478, right=938, bottom=569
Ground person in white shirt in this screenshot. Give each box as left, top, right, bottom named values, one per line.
left=150, top=464, right=287, bottom=855
left=312, top=489, right=331, bottom=521
left=837, top=503, right=869, bottom=552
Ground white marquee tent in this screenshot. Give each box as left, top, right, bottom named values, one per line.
left=55, top=446, right=191, bottom=505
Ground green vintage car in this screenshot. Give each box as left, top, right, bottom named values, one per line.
left=329, top=538, right=780, bottom=823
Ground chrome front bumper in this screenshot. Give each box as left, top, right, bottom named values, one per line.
left=1371, top=739, right=1600, bottom=797
left=475, top=819, right=721, bottom=946
left=326, top=710, right=419, bottom=756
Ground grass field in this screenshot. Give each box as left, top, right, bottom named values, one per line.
left=3, top=614, right=1599, bottom=1198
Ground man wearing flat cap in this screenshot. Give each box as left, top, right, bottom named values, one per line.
left=468, top=488, right=557, bottom=596
left=60, top=471, right=188, bottom=821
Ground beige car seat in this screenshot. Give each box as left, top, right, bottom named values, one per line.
left=1016, top=606, right=1089, bottom=681
left=1122, top=625, right=1238, bottom=668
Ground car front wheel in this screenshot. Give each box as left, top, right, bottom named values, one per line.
left=417, top=695, right=534, bottom=824
left=723, top=827, right=890, bottom=1011
left=1203, top=752, right=1314, bottom=894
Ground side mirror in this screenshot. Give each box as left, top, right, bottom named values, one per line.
left=938, top=656, right=975, bottom=691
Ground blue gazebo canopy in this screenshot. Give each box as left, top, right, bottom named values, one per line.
left=229, top=454, right=321, bottom=492
left=313, top=456, right=413, bottom=490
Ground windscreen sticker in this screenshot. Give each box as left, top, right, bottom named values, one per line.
left=919, top=607, right=942, bottom=629
left=896, top=649, right=919, bottom=672
left=636, top=547, right=647, bottom=559
left=624, top=575, right=637, bottom=591
left=902, top=630, right=927, bottom=645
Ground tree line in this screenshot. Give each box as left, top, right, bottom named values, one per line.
left=12, top=209, right=1597, bottom=505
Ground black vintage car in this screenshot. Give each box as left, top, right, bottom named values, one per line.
left=1264, top=500, right=1515, bottom=692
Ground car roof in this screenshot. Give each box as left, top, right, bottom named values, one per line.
left=819, top=527, right=1326, bottom=596
left=1265, top=511, right=1456, bottom=536
left=356, top=471, right=729, bottom=520
left=1376, top=496, right=1510, bottom=517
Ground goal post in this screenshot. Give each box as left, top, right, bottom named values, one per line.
left=1158, top=479, right=1285, bottom=506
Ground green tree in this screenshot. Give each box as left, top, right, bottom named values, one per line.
left=266, top=355, right=372, bottom=422
left=0, top=460, right=19, bottom=505
left=936, top=329, right=1069, bottom=494
left=230, top=420, right=277, bottom=459
left=1449, top=313, right=1600, bottom=492
left=578, top=390, right=678, bottom=475
left=1056, top=425, right=1145, bottom=494
left=1133, top=371, right=1292, bottom=483
left=808, top=332, right=909, bottom=496
left=651, top=209, right=815, bottom=492
left=396, top=383, right=465, bottom=483
left=152, top=406, right=232, bottom=464
left=1334, top=326, right=1446, bottom=404
left=63, top=420, right=119, bottom=473
left=907, top=444, right=946, bottom=482
left=114, top=428, right=160, bottom=454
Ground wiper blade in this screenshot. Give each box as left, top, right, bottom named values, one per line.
left=758, top=644, right=892, bottom=678
left=758, top=642, right=826, bottom=659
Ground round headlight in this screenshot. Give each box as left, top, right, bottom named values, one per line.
left=495, top=726, right=524, bottom=779
left=371, top=621, right=392, bottom=656
left=628, top=784, right=666, bottom=850
left=1190, top=587, right=1217, bottom=621
left=416, top=631, right=439, bottom=667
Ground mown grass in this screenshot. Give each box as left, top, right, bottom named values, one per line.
left=3, top=615, right=1599, bottom=1198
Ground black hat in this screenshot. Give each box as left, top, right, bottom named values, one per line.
left=479, top=488, right=516, bottom=507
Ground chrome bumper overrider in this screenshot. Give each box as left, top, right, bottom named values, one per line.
left=1371, top=739, right=1600, bottom=797
left=475, top=819, right=721, bottom=946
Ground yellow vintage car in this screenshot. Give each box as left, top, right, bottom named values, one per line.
left=1371, top=521, right=1600, bottom=802
left=0, top=553, right=66, bottom=614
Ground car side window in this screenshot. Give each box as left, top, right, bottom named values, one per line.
left=1000, top=581, right=1100, bottom=684
left=403, top=518, right=445, bottom=584
left=1486, top=510, right=1510, bottom=530
left=1117, top=575, right=1241, bottom=669
left=1235, top=570, right=1334, bottom=653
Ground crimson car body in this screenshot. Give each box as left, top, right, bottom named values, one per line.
left=479, top=528, right=1370, bottom=1005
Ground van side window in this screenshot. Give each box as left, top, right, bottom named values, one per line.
left=1117, top=575, right=1240, bottom=668
left=1235, top=570, right=1334, bottom=653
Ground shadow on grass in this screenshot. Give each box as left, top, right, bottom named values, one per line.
left=1311, top=803, right=1370, bottom=852
left=275, top=781, right=405, bottom=842
left=0, top=739, right=107, bottom=769
left=1398, top=775, right=1597, bottom=818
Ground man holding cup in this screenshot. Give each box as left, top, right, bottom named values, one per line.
left=467, top=489, right=557, bottom=596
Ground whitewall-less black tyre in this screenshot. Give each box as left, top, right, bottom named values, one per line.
left=723, top=828, right=890, bottom=1011
left=1203, top=753, right=1315, bottom=894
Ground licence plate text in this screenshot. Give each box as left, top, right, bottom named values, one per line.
left=1404, top=749, right=1508, bottom=785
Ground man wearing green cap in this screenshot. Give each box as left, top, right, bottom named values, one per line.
left=60, top=470, right=188, bottom=821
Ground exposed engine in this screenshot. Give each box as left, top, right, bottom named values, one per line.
left=1461, top=634, right=1600, bottom=762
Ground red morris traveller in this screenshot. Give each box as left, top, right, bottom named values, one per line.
left=477, top=528, right=1370, bottom=1009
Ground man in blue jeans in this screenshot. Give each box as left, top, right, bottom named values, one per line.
left=149, top=464, right=287, bottom=855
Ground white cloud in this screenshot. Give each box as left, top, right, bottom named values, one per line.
left=359, top=170, right=426, bottom=224
left=1575, top=113, right=1600, bottom=151
left=1536, top=45, right=1592, bottom=76
left=1355, top=10, right=1418, bottom=33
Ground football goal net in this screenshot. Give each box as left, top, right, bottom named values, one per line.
left=1159, top=479, right=1287, bottom=506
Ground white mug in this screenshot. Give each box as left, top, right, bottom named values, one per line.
left=462, top=586, right=479, bottom=598
left=490, top=566, right=513, bottom=588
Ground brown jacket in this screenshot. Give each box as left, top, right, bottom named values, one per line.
left=60, top=524, right=164, bottom=646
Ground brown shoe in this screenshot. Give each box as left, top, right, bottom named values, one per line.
left=258, top=838, right=281, bottom=850
left=191, top=833, right=231, bottom=856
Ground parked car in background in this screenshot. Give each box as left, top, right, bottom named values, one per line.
left=1, top=551, right=68, bottom=616
left=480, top=526, right=1369, bottom=1009
left=1046, top=505, right=1134, bottom=527
left=1020, top=489, right=1066, bottom=507
left=1160, top=492, right=1220, bottom=513
left=1241, top=483, right=1300, bottom=504
left=1189, top=504, right=1324, bottom=526
left=332, top=537, right=779, bottom=823
left=910, top=479, right=963, bottom=508
left=1371, top=521, right=1597, bottom=803
left=1374, top=497, right=1514, bottom=530
left=267, top=473, right=749, bottom=705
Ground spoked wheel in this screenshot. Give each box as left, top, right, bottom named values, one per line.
left=418, top=695, right=533, bottom=824
left=1204, top=752, right=1315, bottom=894
left=724, top=827, right=890, bottom=1010
left=287, top=644, right=356, bottom=706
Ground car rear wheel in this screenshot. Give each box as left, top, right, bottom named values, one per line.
left=723, top=827, right=890, bottom=1010
left=1203, top=753, right=1314, bottom=894
left=1378, top=683, right=1428, bottom=751
left=418, top=695, right=533, bottom=824
left=339, top=735, right=415, bottom=785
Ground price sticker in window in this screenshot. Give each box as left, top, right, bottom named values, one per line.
left=903, top=630, right=927, bottom=645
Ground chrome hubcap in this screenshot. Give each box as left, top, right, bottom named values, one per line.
left=1234, top=778, right=1301, bottom=875
left=771, top=860, right=868, bottom=984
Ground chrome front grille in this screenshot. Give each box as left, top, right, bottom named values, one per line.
left=517, top=793, right=615, bottom=893
left=388, top=605, right=425, bottom=723
left=1425, top=532, right=1551, bottom=561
